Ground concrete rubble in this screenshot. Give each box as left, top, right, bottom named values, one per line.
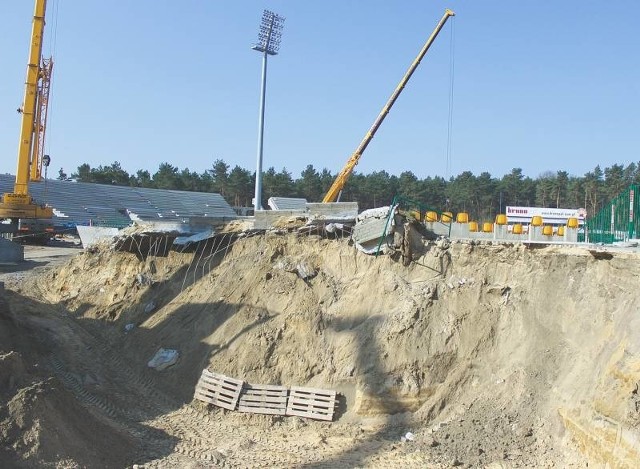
left=352, top=206, right=394, bottom=254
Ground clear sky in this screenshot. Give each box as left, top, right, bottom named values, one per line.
left=1, top=1, right=638, bottom=182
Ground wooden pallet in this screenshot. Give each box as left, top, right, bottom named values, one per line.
left=285, top=386, right=337, bottom=421
left=238, top=383, right=288, bottom=415
left=193, top=370, right=243, bottom=410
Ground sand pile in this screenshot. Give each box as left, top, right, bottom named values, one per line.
left=0, top=293, right=139, bottom=468
left=2, top=234, right=640, bottom=467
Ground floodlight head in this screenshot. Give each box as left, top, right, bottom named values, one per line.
left=252, top=9, right=285, bottom=55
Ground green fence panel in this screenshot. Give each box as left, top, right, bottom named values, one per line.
left=375, top=195, right=452, bottom=256
left=585, top=185, right=639, bottom=243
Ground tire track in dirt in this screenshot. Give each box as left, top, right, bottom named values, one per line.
left=149, top=406, right=232, bottom=463
left=69, top=320, right=180, bottom=415
left=48, top=325, right=232, bottom=466
left=147, top=405, right=390, bottom=468
left=50, top=355, right=121, bottom=420
left=48, top=355, right=177, bottom=462
left=89, top=339, right=178, bottom=414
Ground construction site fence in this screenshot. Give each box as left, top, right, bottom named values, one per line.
left=584, top=184, right=639, bottom=244
left=390, top=195, right=452, bottom=233
left=375, top=195, right=451, bottom=255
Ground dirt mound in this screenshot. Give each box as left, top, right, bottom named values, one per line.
left=4, top=234, right=640, bottom=467
left=0, top=294, right=139, bottom=468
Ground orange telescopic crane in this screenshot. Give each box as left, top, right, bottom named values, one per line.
left=323, top=9, right=454, bottom=203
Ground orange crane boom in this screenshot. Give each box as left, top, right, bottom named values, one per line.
left=322, top=9, right=455, bottom=203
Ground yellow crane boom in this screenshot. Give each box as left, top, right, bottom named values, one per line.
left=0, top=0, right=53, bottom=219
left=322, top=9, right=455, bottom=203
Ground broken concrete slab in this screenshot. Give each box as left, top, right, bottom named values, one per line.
left=173, top=229, right=216, bottom=246
left=306, top=202, right=358, bottom=221
left=352, top=206, right=394, bottom=254
left=257, top=201, right=359, bottom=230
left=76, top=226, right=120, bottom=249
left=254, top=210, right=306, bottom=230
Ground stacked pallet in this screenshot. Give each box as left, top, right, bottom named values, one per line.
left=193, top=370, right=337, bottom=421
left=238, top=383, right=288, bottom=415
left=193, top=370, right=243, bottom=410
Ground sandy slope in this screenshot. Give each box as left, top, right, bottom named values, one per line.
left=1, top=234, right=639, bottom=467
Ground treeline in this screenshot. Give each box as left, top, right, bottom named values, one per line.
left=57, top=160, right=640, bottom=222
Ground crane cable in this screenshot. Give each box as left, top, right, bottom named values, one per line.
left=44, top=0, right=60, bottom=162
left=47, top=0, right=60, bottom=56
left=445, top=15, right=456, bottom=180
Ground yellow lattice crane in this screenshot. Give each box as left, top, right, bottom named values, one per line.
left=322, top=9, right=455, bottom=203
left=0, top=0, right=53, bottom=221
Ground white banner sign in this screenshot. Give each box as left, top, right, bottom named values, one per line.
left=506, top=206, right=585, bottom=223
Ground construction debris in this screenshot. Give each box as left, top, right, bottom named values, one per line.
left=286, top=386, right=337, bottom=421
left=274, top=256, right=317, bottom=280
left=194, top=370, right=243, bottom=410
left=255, top=200, right=358, bottom=232
left=238, top=383, right=288, bottom=415
left=193, top=370, right=338, bottom=421
left=2, top=228, right=640, bottom=468
left=147, top=348, right=179, bottom=371
left=352, top=206, right=394, bottom=254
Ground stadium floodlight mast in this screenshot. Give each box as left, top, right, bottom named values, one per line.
left=252, top=9, right=285, bottom=212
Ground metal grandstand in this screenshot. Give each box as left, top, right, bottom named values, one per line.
left=0, top=174, right=237, bottom=230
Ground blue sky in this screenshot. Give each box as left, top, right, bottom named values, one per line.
left=1, top=1, right=638, bottom=181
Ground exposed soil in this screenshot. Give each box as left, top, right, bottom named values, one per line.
left=1, top=234, right=639, bottom=468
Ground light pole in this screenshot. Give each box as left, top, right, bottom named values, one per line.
left=252, top=9, right=285, bottom=212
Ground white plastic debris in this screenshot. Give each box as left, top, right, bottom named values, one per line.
left=124, top=323, right=135, bottom=332
left=144, top=301, right=156, bottom=313
left=401, top=431, right=416, bottom=442
left=136, top=273, right=152, bottom=286
left=325, top=223, right=344, bottom=233
left=147, top=348, right=179, bottom=370
left=296, top=261, right=317, bottom=280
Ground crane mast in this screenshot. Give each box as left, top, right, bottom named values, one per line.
left=322, top=9, right=455, bottom=203
left=0, top=0, right=53, bottom=219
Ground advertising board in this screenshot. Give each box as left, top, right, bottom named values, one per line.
left=505, top=206, right=586, bottom=224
